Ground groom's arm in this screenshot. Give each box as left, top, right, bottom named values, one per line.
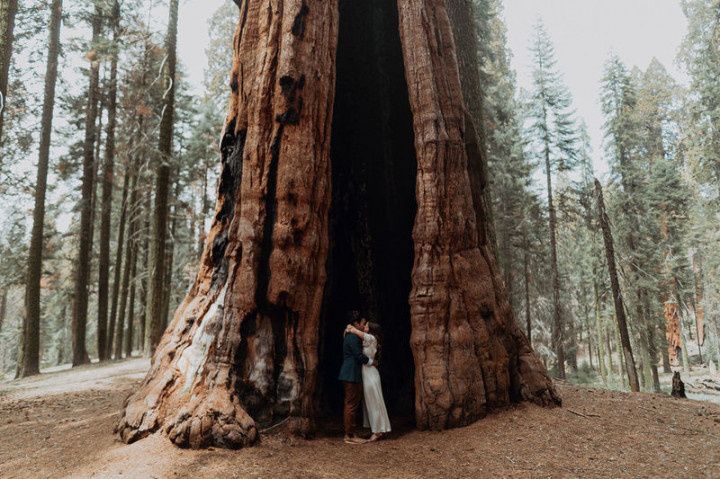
left=350, top=336, right=372, bottom=367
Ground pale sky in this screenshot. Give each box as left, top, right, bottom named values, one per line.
left=502, top=0, right=688, bottom=176
left=177, top=0, right=690, bottom=177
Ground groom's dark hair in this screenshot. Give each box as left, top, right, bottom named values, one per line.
left=346, top=310, right=364, bottom=325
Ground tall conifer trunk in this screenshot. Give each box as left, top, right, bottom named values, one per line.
left=595, top=179, right=640, bottom=392
left=72, top=4, right=103, bottom=366
left=145, top=0, right=179, bottom=355
left=18, top=0, right=63, bottom=378
left=117, top=0, right=558, bottom=449
left=544, top=143, right=565, bottom=378
left=0, top=0, right=19, bottom=147
left=108, top=168, right=130, bottom=357
left=98, top=0, right=121, bottom=361
left=445, top=0, right=497, bottom=252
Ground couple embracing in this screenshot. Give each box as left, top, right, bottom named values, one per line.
left=338, top=311, right=392, bottom=444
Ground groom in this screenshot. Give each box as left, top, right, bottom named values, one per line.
left=338, top=311, right=372, bottom=443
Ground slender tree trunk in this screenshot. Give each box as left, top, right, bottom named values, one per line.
left=523, top=244, right=531, bottom=344
left=160, top=179, right=180, bottom=329
left=117, top=0, right=559, bottom=449
left=138, top=181, right=151, bottom=353
left=115, top=159, right=140, bottom=359
left=692, top=253, right=705, bottom=348
left=98, top=0, right=121, bottom=362
left=123, top=150, right=142, bottom=360
left=114, top=216, right=135, bottom=360
left=713, top=312, right=720, bottom=367
left=145, top=0, right=179, bottom=355
left=108, top=169, right=130, bottom=358
left=90, top=84, right=105, bottom=251
left=567, top=316, right=578, bottom=372
left=605, top=325, right=614, bottom=375
left=0, top=0, right=19, bottom=147
left=593, top=275, right=607, bottom=383
left=72, top=5, right=103, bottom=366
left=545, top=144, right=565, bottom=378
left=125, top=239, right=137, bottom=358
left=586, top=321, right=594, bottom=370
left=614, top=321, right=628, bottom=388
left=642, top=292, right=661, bottom=391
left=0, top=287, right=6, bottom=332
left=18, top=0, right=63, bottom=378
left=594, top=179, right=639, bottom=392
left=56, top=304, right=67, bottom=365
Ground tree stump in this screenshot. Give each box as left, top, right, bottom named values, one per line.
left=671, top=372, right=687, bottom=399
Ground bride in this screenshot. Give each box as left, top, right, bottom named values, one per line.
left=345, top=321, right=392, bottom=442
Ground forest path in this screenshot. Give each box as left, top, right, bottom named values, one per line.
left=1, top=359, right=719, bottom=478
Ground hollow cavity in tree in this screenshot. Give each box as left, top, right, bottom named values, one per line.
left=319, top=0, right=418, bottom=419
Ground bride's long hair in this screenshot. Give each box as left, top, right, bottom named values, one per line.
left=368, top=322, right=382, bottom=364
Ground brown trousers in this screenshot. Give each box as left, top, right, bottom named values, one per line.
left=343, top=381, right=363, bottom=435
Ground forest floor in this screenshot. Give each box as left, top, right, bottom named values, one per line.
left=1, top=359, right=719, bottom=479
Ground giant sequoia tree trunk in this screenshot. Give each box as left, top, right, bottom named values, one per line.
left=117, top=0, right=558, bottom=449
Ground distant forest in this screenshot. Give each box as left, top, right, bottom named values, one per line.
left=0, top=0, right=719, bottom=397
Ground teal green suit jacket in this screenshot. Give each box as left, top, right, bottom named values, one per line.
left=338, top=334, right=370, bottom=383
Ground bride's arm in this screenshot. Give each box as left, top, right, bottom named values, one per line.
left=345, top=324, right=366, bottom=340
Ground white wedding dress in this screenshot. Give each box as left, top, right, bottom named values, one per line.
left=361, top=333, right=392, bottom=433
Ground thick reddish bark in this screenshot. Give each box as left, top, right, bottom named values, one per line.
left=117, top=0, right=337, bottom=448
left=117, top=0, right=557, bottom=448
left=665, top=301, right=682, bottom=365
left=398, top=0, right=558, bottom=429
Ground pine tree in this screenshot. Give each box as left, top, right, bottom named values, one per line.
left=17, top=0, right=63, bottom=378
left=0, top=0, right=19, bottom=145
left=527, top=21, right=580, bottom=378
left=97, top=0, right=121, bottom=361
left=145, top=0, right=179, bottom=355
left=71, top=2, right=103, bottom=366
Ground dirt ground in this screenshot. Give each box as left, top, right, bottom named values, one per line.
left=1, top=359, right=719, bottom=479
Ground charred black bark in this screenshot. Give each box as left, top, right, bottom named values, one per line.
left=321, top=0, right=417, bottom=418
